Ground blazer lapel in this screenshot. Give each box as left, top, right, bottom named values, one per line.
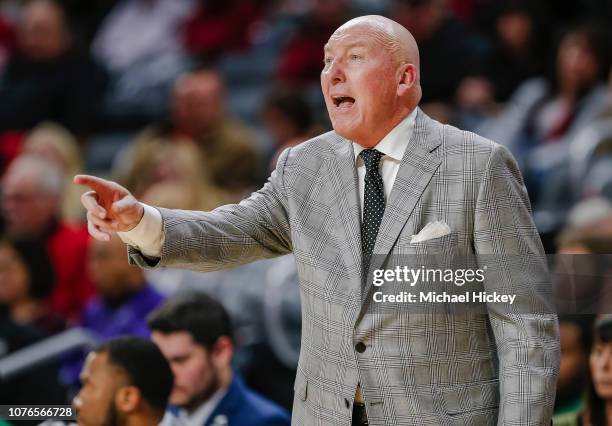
left=328, top=134, right=363, bottom=282
left=361, top=109, right=443, bottom=306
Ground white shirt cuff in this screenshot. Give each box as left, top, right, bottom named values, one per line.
left=117, top=204, right=164, bottom=258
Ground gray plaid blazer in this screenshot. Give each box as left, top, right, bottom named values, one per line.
left=129, top=108, right=560, bottom=425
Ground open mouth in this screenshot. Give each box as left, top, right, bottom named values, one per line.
left=332, top=95, right=356, bottom=108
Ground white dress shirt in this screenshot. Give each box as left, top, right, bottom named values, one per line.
left=179, top=386, right=227, bottom=426
left=118, top=109, right=417, bottom=255
left=158, top=386, right=228, bottom=426
left=353, top=108, right=417, bottom=217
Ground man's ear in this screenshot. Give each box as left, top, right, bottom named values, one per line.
left=211, top=336, right=234, bottom=368
left=115, top=385, right=141, bottom=414
left=397, top=63, right=417, bottom=97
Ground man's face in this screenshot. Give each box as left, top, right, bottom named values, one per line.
left=151, top=331, right=220, bottom=412
left=321, top=25, right=402, bottom=147
left=591, top=338, right=612, bottom=399
left=73, top=352, right=123, bottom=426
left=557, top=35, right=599, bottom=94
left=18, top=1, right=68, bottom=61
left=1, top=173, right=57, bottom=239
left=87, top=234, right=141, bottom=302
left=172, top=73, right=224, bottom=137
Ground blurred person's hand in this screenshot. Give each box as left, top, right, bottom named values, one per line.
left=74, top=175, right=144, bottom=241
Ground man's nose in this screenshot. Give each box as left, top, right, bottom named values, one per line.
left=327, top=60, right=346, bottom=85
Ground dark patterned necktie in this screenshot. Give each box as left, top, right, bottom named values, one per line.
left=360, top=149, right=385, bottom=257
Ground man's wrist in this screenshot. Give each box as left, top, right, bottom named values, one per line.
left=124, top=203, right=146, bottom=233
left=117, top=204, right=163, bottom=257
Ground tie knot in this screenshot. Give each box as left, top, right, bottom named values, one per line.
left=359, top=149, right=383, bottom=173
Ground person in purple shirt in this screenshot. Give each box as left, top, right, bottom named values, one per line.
left=61, top=233, right=165, bottom=385
left=83, top=232, right=165, bottom=338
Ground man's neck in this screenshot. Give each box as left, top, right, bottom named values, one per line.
left=354, top=106, right=415, bottom=149
left=183, top=370, right=233, bottom=424
left=124, top=412, right=163, bottom=426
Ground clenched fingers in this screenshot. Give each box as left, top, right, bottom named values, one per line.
left=81, top=190, right=107, bottom=219
left=87, top=217, right=111, bottom=242
left=87, top=210, right=119, bottom=231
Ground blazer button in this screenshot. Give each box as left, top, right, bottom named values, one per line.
left=355, top=342, right=366, bottom=353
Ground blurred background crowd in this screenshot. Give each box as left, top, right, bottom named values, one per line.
left=0, top=0, right=612, bottom=424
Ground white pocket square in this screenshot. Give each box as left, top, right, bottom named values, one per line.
left=410, top=220, right=451, bottom=243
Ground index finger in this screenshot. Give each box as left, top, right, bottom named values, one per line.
left=73, top=174, right=114, bottom=193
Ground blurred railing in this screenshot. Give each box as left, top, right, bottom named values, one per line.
left=0, top=328, right=98, bottom=380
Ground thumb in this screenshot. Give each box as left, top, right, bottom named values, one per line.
left=112, top=195, right=138, bottom=214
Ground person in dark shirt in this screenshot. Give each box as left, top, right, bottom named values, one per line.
left=0, top=0, right=104, bottom=135
left=391, top=0, right=484, bottom=104
left=0, top=235, right=66, bottom=335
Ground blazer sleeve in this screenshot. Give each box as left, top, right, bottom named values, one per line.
left=473, top=142, right=560, bottom=425
left=127, top=147, right=293, bottom=272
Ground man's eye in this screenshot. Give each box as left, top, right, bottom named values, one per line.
left=324, top=57, right=333, bottom=64
left=350, top=54, right=362, bottom=60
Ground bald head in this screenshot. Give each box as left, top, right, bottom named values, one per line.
left=321, top=15, right=422, bottom=147
left=330, top=15, right=420, bottom=81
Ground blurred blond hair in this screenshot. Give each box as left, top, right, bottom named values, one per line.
left=22, top=122, right=85, bottom=223
left=116, top=136, right=232, bottom=211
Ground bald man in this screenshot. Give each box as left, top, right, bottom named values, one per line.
left=77, top=15, right=560, bottom=426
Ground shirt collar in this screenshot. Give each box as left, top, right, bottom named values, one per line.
left=352, top=108, right=417, bottom=163
left=179, top=385, right=228, bottom=426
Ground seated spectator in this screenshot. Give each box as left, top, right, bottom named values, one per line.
left=141, top=255, right=300, bottom=409
left=275, top=0, right=350, bottom=85
left=553, top=316, right=593, bottom=426
left=73, top=337, right=174, bottom=426
left=391, top=0, right=485, bottom=107
left=92, top=0, right=194, bottom=124
left=1, top=155, right=93, bottom=319
left=121, top=69, right=260, bottom=199
left=0, top=236, right=65, bottom=335
left=478, top=25, right=610, bottom=219
left=148, top=294, right=291, bottom=426
left=469, top=0, right=551, bottom=103
left=455, top=0, right=553, bottom=129
left=61, top=233, right=165, bottom=386
left=261, top=87, right=320, bottom=170
left=22, top=121, right=85, bottom=223
left=116, top=138, right=231, bottom=211
left=0, top=0, right=104, bottom=135
left=182, top=0, right=265, bottom=63
left=83, top=233, right=165, bottom=340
